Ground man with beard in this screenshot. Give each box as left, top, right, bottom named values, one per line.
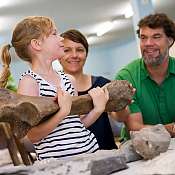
left=115, top=13, right=175, bottom=139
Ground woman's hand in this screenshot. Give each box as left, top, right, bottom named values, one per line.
left=80, top=87, right=109, bottom=127
left=88, top=87, right=109, bottom=114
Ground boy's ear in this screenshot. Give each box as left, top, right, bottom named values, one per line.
left=30, top=39, right=42, bottom=50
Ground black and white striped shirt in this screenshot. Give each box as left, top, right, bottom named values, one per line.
left=21, top=70, right=99, bottom=160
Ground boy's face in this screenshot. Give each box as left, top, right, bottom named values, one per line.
left=40, top=28, right=65, bottom=60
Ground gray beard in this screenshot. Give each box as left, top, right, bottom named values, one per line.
left=143, top=49, right=168, bottom=67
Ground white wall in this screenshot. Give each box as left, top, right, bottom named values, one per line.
left=170, top=43, right=175, bottom=57
left=10, top=61, right=30, bottom=85
left=84, top=37, right=138, bottom=80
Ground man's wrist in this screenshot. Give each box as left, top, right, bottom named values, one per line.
left=172, top=122, right=175, bottom=133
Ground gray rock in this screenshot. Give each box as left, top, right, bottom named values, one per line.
left=168, top=138, right=175, bottom=150
left=90, top=156, right=127, bottom=175
left=119, top=140, right=142, bottom=162
left=130, top=124, right=171, bottom=160
left=0, top=150, right=128, bottom=175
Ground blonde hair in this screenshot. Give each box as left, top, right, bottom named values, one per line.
left=0, top=16, right=55, bottom=87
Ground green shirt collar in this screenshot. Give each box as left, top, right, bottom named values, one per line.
left=169, top=56, right=175, bottom=75
left=140, top=56, right=175, bottom=80
left=140, top=59, right=148, bottom=80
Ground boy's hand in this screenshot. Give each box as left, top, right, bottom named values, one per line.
left=57, top=87, right=72, bottom=116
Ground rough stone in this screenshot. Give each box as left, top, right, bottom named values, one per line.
left=130, top=124, right=171, bottom=160
left=0, top=150, right=128, bottom=175
left=1, top=139, right=175, bottom=174
left=119, top=140, right=142, bottom=163
left=114, top=138, right=175, bottom=175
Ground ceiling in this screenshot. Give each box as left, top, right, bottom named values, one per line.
left=0, top=0, right=175, bottom=46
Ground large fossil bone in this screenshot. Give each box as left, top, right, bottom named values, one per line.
left=0, top=80, right=134, bottom=138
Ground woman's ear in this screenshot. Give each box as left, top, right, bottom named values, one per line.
left=30, top=39, right=42, bottom=50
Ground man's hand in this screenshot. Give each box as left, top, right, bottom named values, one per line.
left=164, top=123, right=175, bottom=137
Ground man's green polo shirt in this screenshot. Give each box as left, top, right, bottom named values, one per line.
left=115, top=57, right=175, bottom=125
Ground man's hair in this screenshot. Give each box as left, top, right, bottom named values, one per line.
left=137, top=13, right=175, bottom=43
left=61, top=29, right=89, bottom=56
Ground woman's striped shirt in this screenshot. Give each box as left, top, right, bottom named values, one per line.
left=20, top=70, right=99, bottom=160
